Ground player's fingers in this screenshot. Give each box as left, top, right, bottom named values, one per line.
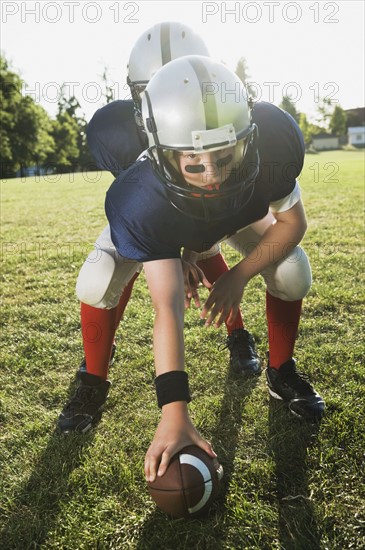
left=192, top=289, right=201, bottom=308
left=214, top=308, right=229, bottom=328
left=226, top=306, right=239, bottom=325
left=184, top=277, right=197, bottom=309
left=204, top=303, right=223, bottom=326
left=200, top=302, right=214, bottom=322
left=144, top=458, right=150, bottom=482
left=188, top=268, right=200, bottom=288
left=202, top=277, right=212, bottom=290
left=157, top=450, right=171, bottom=478
left=200, top=291, right=216, bottom=318
left=184, top=295, right=192, bottom=309
left=184, top=279, right=196, bottom=309
left=184, top=280, right=192, bottom=297
left=195, top=266, right=212, bottom=290
left=197, top=439, right=217, bottom=459
left=145, top=452, right=159, bottom=483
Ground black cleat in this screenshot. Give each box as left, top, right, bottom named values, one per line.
left=78, top=343, right=117, bottom=374
left=57, top=372, right=111, bottom=434
left=266, top=358, right=325, bottom=420
left=225, top=328, right=261, bottom=376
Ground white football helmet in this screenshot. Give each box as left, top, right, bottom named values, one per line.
left=127, top=22, right=209, bottom=128
left=141, top=55, right=259, bottom=221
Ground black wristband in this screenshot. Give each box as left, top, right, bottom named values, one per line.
left=154, top=371, right=191, bottom=408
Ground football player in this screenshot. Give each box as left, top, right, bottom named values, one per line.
left=57, top=23, right=260, bottom=436
left=100, top=56, right=325, bottom=481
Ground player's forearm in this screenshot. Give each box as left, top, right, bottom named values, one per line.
left=153, top=305, right=185, bottom=375
left=144, top=258, right=186, bottom=375
left=236, top=219, right=306, bottom=283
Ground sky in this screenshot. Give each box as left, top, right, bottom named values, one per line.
left=1, top=0, right=364, bottom=123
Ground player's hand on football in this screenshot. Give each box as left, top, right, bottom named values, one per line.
left=181, top=259, right=212, bottom=309
left=200, top=268, right=247, bottom=328
left=145, top=401, right=216, bottom=482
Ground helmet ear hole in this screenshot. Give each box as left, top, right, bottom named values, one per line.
left=146, top=117, right=157, bottom=134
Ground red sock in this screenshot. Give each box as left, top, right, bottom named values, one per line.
left=114, top=272, right=140, bottom=329
left=81, top=303, right=116, bottom=379
left=266, top=291, right=302, bottom=369
left=81, top=272, right=140, bottom=379
left=197, top=253, right=244, bottom=335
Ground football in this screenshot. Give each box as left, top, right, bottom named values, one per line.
left=147, top=445, right=223, bottom=519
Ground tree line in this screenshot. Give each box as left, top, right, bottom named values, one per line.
left=1, top=56, right=97, bottom=179
left=1, top=55, right=349, bottom=179
left=235, top=57, right=348, bottom=149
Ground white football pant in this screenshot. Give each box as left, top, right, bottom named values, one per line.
left=76, top=212, right=311, bottom=309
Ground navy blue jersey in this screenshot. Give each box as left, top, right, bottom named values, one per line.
left=253, top=102, right=304, bottom=199
left=87, top=100, right=147, bottom=177
left=88, top=100, right=303, bottom=185
left=105, top=102, right=305, bottom=262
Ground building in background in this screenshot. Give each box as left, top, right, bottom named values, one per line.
left=347, top=127, right=365, bottom=148
left=312, top=133, right=340, bottom=151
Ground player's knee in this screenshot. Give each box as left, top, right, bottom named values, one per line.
left=265, top=247, right=312, bottom=301
left=76, top=250, right=119, bottom=309
left=280, top=247, right=312, bottom=300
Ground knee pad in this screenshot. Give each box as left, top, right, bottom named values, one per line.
left=263, top=246, right=312, bottom=301
left=76, top=249, right=118, bottom=309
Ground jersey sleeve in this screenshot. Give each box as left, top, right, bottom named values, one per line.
left=269, top=181, right=301, bottom=213
left=87, top=101, right=147, bottom=177
left=253, top=102, right=305, bottom=202
left=87, top=128, right=123, bottom=178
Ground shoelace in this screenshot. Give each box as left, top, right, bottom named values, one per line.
left=281, top=368, right=314, bottom=392
left=64, top=386, right=98, bottom=413
left=221, top=331, right=256, bottom=359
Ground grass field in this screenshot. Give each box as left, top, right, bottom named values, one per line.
left=1, top=150, right=364, bottom=549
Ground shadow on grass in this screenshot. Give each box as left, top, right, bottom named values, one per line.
left=211, top=371, right=260, bottom=498
left=268, top=398, right=322, bottom=549
left=0, top=379, right=97, bottom=550
left=134, top=368, right=260, bottom=549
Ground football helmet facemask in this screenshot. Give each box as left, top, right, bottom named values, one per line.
left=141, top=55, right=259, bottom=222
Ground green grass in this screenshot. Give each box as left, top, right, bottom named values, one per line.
left=1, top=151, right=364, bottom=549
